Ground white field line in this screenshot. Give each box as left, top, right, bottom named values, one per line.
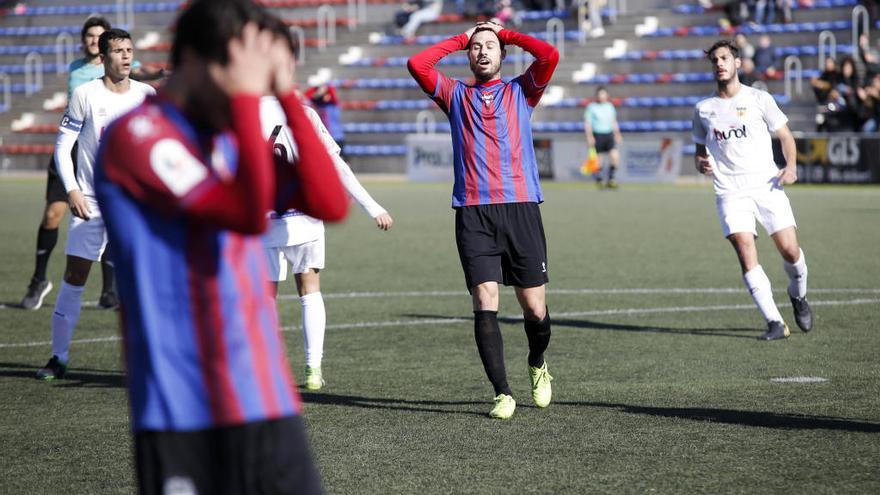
left=0, top=297, right=877, bottom=349
left=2, top=288, right=878, bottom=309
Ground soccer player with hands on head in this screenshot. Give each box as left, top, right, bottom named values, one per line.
left=94, top=1, right=348, bottom=492
left=693, top=39, right=813, bottom=342
left=408, top=20, right=559, bottom=419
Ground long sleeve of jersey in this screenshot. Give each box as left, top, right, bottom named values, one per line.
left=497, top=29, right=559, bottom=107
left=276, top=92, right=348, bottom=222
left=407, top=33, right=468, bottom=98
left=334, top=156, right=386, bottom=218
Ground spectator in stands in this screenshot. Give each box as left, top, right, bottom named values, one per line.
left=810, top=56, right=840, bottom=104
left=857, top=73, right=880, bottom=132
left=720, top=0, right=750, bottom=28
left=753, top=0, right=776, bottom=24
left=734, top=33, right=755, bottom=60
left=753, top=34, right=778, bottom=78
left=739, top=57, right=760, bottom=86
left=305, top=83, right=347, bottom=158
left=493, top=0, right=520, bottom=26
left=401, top=0, right=444, bottom=40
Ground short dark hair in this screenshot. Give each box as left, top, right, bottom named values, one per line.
left=98, top=28, right=132, bottom=56
left=81, top=16, right=111, bottom=42
left=595, top=85, right=607, bottom=95
left=171, top=0, right=278, bottom=67
left=467, top=27, right=505, bottom=50
left=705, top=39, right=739, bottom=60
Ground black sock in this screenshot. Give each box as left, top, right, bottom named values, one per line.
left=33, top=226, right=58, bottom=281
left=100, top=256, right=116, bottom=295
left=608, top=166, right=616, bottom=180
left=474, top=310, right=511, bottom=396
left=524, top=308, right=551, bottom=368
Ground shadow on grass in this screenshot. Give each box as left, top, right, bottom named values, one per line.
left=403, top=313, right=758, bottom=340
left=559, top=401, right=880, bottom=433
left=300, top=391, right=489, bottom=417
left=0, top=361, right=125, bottom=388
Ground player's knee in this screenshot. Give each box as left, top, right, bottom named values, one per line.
left=42, top=205, right=65, bottom=228
left=63, top=270, right=88, bottom=286
left=523, top=303, right=546, bottom=321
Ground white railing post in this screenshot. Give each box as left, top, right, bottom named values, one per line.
left=416, top=110, right=436, bottom=134
left=317, top=5, right=336, bottom=52
left=347, top=0, right=366, bottom=31
left=576, top=0, right=589, bottom=45
left=24, top=52, right=43, bottom=97
left=55, top=32, right=75, bottom=77
left=546, top=18, right=565, bottom=60
left=817, top=30, right=837, bottom=70
left=116, top=0, right=134, bottom=29
left=852, top=5, right=870, bottom=57
left=784, top=55, right=803, bottom=98
left=0, top=73, right=11, bottom=112
left=289, top=26, right=305, bottom=65
left=607, top=0, right=626, bottom=24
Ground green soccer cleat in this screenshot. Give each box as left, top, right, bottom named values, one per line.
left=528, top=362, right=553, bottom=408
left=489, top=394, right=516, bottom=420
left=36, top=355, right=67, bottom=380
left=304, top=366, right=324, bottom=391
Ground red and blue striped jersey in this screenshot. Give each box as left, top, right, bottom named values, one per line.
left=408, top=30, right=559, bottom=207
left=94, top=93, right=348, bottom=432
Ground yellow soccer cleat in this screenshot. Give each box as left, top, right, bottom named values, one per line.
left=528, top=362, right=553, bottom=408
left=304, top=366, right=324, bottom=391
left=489, top=393, right=516, bottom=419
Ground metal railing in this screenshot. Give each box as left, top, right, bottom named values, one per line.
left=818, top=30, right=836, bottom=69
left=347, top=0, right=366, bottom=31
left=415, top=110, right=436, bottom=134
left=55, top=32, right=75, bottom=77
left=546, top=18, right=565, bottom=60
left=607, top=0, right=626, bottom=24
left=24, top=52, right=43, bottom=97
left=116, top=0, right=134, bottom=29
left=784, top=55, right=803, bottom=98
left=317, top=5, right=336, bottom=52
left=852, top=5, right=869, bottom=57
left=0, top=73, right=10, bottom=112
left=289, top=26, right=305, bottom=64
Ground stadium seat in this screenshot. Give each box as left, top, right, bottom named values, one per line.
left=3, top=2, right=183, bottom=17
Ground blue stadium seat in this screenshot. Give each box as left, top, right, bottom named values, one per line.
left=6, top=2, right=183, bottom=16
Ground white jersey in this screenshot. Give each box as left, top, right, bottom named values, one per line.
left=56, top=78, right=155, bottom=198
left=692, top=85, right=788, bottom=197
left=260, top=97, right=387, bottom=248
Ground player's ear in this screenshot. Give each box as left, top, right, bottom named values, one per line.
left=500, top=47, right=507, bottom=61
left=735, top=57, right=741, bottom=70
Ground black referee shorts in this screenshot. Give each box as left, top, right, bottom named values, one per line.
left=134, top=415, right=323, bottom=495
left=45, top=142, right=77, bottom=203
left=593, top=132, right=616, bottom=153
left=455, top=202, right=549, bottom=291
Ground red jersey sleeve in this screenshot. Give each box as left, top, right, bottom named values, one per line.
left=407, top=33, right=467, bottom=113
left=498, top=29, right=559, bottom=107
left=100, top=94, right=273, bottom=234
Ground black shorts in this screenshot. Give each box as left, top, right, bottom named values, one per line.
left=134, top=416, right=323, bottom=495
left=45, top=142, right=77, bottom=203
left=593, top=132, right=616, bottom=153
left=455, top=202, right=549, bottom=291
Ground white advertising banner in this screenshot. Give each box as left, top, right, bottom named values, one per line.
left=405, top=133, right=454, bottom=182
left=552, top=137, right=683, bottom=183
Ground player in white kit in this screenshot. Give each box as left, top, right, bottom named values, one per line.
left=36, top=29, right=156, bottom=379
left=692, top=40, right=813, bottom=341
left=261, top=96, right=394, bottom=390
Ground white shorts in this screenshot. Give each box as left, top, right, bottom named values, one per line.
left=715, top=186, right=797, bottom=238
left=65, top=214, right=107, bottom=261
left=265, top=237, right=325, bottom=282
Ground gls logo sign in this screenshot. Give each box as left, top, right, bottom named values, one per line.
left=713, top=125, right=748, bottom=141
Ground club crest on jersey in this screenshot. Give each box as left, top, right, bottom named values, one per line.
left=713, top=125, right=748, bottom=141
left=97, top=107, right=107, bottom=118
left=480, top=92, right=495, bottom=107
left=736, top=106, right=748, bottom=117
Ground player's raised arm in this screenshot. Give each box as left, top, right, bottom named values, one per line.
left=496, top=26, right=559, bottom=106
left=407, top=28, right=471, bottom=100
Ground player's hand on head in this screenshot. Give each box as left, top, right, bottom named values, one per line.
left=269, top=36, right=297, bottom=96
left=68, top=190, right=91, bottom=220
left=464, top=25, right=479, bottom=39
left=208, top=22, right=275, bottom=96
left=374, top=213, right=394, bottom=231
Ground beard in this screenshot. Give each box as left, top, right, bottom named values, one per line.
left=470, top=59, right=501, bottom=81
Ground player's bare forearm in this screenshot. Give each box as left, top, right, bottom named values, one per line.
left=498, top=29, right=559, bottom=87
left=407, top=34, right=467, bottom=95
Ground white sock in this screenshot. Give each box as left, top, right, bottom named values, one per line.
left=301, top=292, right=326, bottom=369
left=51, top=281, right=85, bottom=363
left=743, top=265, right=784, bottom=323
left=783, top=249, right=808, bottom=299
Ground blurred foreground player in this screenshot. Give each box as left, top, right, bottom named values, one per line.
left=94, top=1, right=347, bottom=493
left=692, top=40, right=813, bottom=341
left=408, top=21, right=559, bottom=419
